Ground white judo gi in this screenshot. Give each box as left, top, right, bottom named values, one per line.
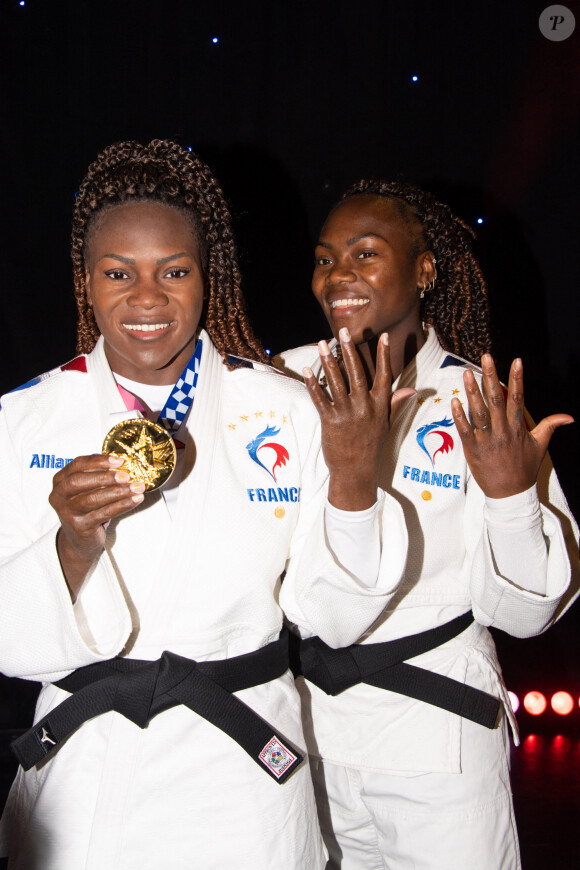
left=275, top=329, right=580, bottom=870
left=0, top=331, right=409, bottom=870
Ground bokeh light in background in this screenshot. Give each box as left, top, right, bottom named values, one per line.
left=523, top=691, right=547, bottom=716
left=551, top=692, right=574, bottom=716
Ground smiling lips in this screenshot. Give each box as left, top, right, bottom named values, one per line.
left=330, top=298, right=370, bottom=311
left=122, top=322, right=172, bottom=332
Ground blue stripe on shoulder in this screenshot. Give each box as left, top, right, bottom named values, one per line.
left=9, top=376, right=43, bottom=393
left=227, top=355, right=254, bottom=369
left=0, top=376, right=43, bottom=411
left=440, top=355, right=465, bottom=369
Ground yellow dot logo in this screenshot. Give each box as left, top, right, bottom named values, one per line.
left=421, top=490, right=432, bottom=501
left=274, top=507, right=286, bottom=519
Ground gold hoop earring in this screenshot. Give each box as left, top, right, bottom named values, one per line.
left=419, top=277, right=436, bottom=300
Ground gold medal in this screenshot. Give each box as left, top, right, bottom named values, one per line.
left=102, top=419, right=176, bottom=491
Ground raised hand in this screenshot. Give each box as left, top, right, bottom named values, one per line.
left=49, top=454, right=145, bottom=600
left=303, top=327, right=411, bottom=510
left=451, top=354, right=574, bottom=499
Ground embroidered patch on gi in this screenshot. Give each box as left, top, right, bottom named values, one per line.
left=61, top=355, right=88, bottom=373
left=246, top=425, right=289, bottom=481
left=259, top=736, right=298, bottom=779
left=30, top=453, right=73, bottom=469
left=34, top=723, right=57, bottom=753
left=440, top=354, right=465, bottom=369
left=416, top=417, right=455, bottom=466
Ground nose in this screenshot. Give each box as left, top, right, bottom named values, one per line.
left=127, top=275, right=169, bottom=309
left=326, top=259, right=356, bottom=285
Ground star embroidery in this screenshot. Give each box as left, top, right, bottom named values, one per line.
left=254, top=411, right=263, bottom=418
left=452, top=388, right=460, bottom=396
left=434, top=397, right=442, bottom=403
left=269, top=410, right=276, bottom=418
left=417, top=398, right=425, bottom=406
left=240, top=415, right=249, bottom=422
left=282, top=415, right=288, bottom=424
left=228, top=423, right=236, bottom=431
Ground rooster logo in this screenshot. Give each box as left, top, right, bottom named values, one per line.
left=416, top=417, right=455, bottom=467
left=246, top=425, right=290, bottom=481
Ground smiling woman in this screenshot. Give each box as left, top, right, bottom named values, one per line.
left=84, top=201, right=206, bottom=384
left=312, top=193, right=436, bottom=380
left=0, top=142, right=412, bottom=869
left=276, top=178, right=579, bottom=870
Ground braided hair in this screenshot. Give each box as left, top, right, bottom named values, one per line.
left=341, top=180, right=491, bottom=364
left=71, top=139, right=268, bottom=364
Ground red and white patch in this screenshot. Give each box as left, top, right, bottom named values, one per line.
left=259, top=736, right=298, bottom=779
left=61, top=355, right=88, bottom=374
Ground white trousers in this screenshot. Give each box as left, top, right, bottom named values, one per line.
left=310, top=716, right=521, bottom=870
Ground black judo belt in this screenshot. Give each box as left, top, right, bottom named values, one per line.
left=296, top=611, right=500, bottom=729
left=11, top=628, right=303, bottom=784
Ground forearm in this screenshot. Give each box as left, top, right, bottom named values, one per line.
left=281, top=489, right=408, bottom=647
left=325, top=499, right=381, bottom=588
left=485, top=486, right=548, bottom=595
left=0, top=528, right=131, bottom=679
left=56, top=529, right=101, bottom=603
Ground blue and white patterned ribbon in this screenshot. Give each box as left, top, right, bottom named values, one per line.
left=157, top=339, right=203, bottom=432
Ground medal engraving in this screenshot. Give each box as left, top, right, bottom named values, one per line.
left=102, top=419, right=176, bottom=491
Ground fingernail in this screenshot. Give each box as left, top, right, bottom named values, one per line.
left=132, top=493, right=145, bottom=504
left=514, top=358, right=522, bottom=370
left=108, top=454, right=124, bottom=467
left=303, top=367, right=313, bottom=378
left=130, top=481, right=145, bottom=493
left=318, top=339, right=330, bottom=356
left=115, top=470, right=130, bottom=483
left=381, top=332, right=389, bottom=345
left=339, top=327, right=351, bottom=342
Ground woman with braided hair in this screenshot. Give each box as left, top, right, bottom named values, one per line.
left=275, top=180, right=579, bottom=869
left=0, top=148, right=411, bottom=868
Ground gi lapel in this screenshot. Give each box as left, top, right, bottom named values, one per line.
left=138, top=331, right=224, bottom=634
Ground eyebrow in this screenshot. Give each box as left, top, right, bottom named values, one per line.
left=156, top=252, right=192, bottom=265
left=99, top=254, right=135, bottom=265
left=98, top=252, right=192, bottom=265
left=316, top=232, right=388, bottom=249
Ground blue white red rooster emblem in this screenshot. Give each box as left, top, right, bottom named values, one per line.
left=416, top=417, right=455, bottom=466
left=246, top=425, right=290, bottom=481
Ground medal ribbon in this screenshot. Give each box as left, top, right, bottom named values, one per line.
left=157, top=338, right=203, bottom=433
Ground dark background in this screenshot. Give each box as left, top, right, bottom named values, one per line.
left=0, top=0, right=578, bottom=733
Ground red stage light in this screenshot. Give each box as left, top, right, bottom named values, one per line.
left=523, top=691, right=547, bottom=715
left=550, top=692, right=574, bottom=715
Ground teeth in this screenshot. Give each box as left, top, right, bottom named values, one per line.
left=123, top=323, right=171, bottom=332
left=330, top=299, right=369, bottom=309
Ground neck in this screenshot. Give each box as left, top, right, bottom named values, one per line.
left=356, top=326, right=426, bottom=385
left=103, top=333, right=200, bottom=387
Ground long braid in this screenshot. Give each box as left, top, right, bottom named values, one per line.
left=71, top=140, right=268, bottom=364
left=341, top=180, right=491, bottom=364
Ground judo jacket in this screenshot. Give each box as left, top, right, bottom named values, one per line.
left=275, top=329, right=579, bottom=775
left=0, top=332, right=409, bottom=869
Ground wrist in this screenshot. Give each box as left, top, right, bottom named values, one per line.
left=328, top=473, right=378, bottom=511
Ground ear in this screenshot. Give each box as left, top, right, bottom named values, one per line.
left=416, top=250, right=437, bottom=288
left=85, top=268, right=93, bottom=306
